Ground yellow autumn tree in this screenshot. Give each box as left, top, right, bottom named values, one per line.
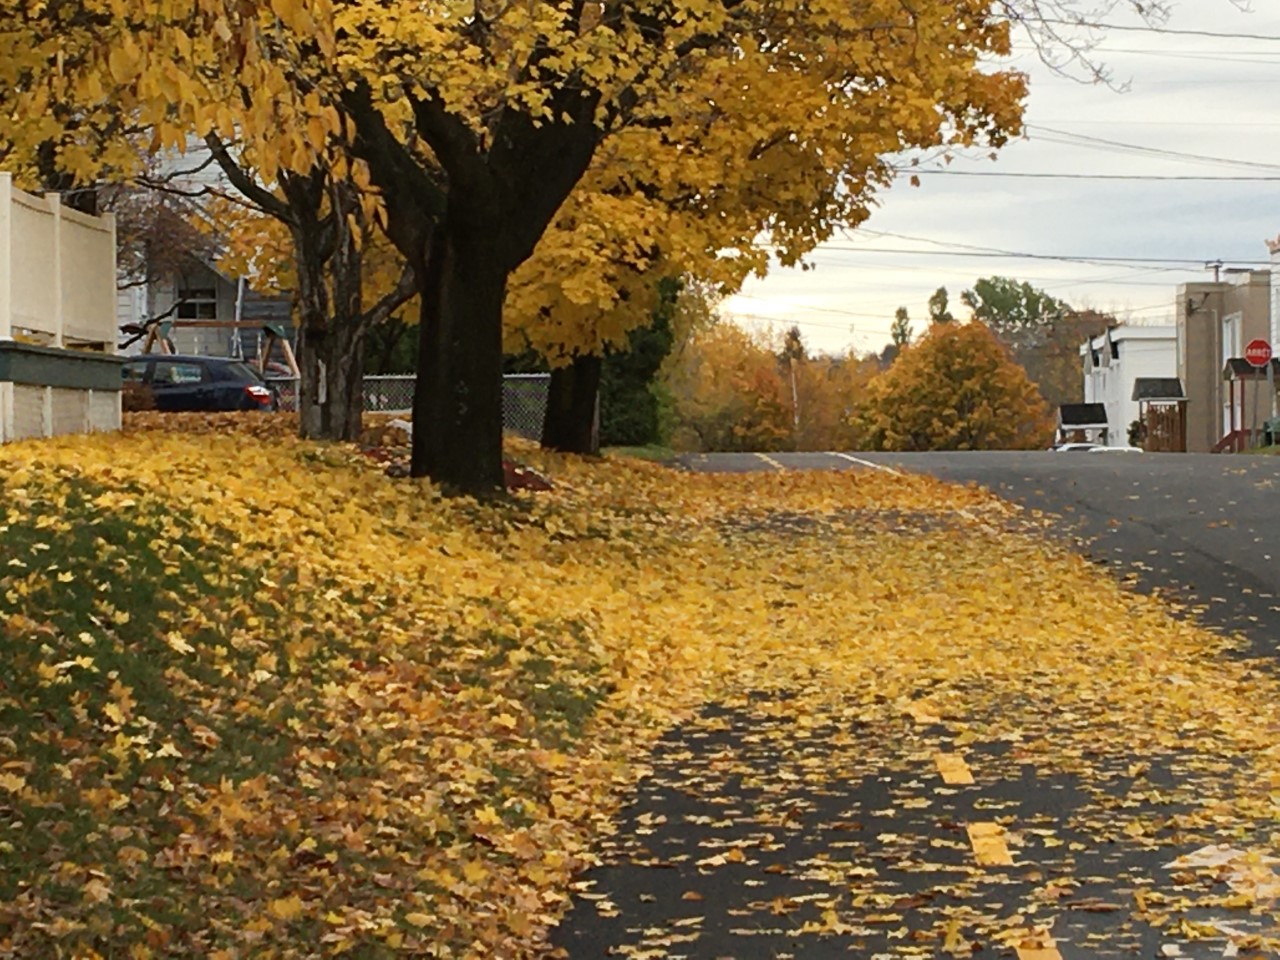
left=856, top=322, right=1054, bottom=451
left=793, top=351, right=883, bottom=452
left=503, top=26, right=1027, bottom=453
left=665, top=323, right=796, bottom=452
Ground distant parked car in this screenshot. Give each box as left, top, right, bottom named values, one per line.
left=1048, top=442, right=1143, bottom=453
left=121, top=356, right=276, bottom=412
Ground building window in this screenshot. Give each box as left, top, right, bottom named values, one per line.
left=176, top=287, right=218, bottom=320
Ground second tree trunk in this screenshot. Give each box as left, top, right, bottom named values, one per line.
left=541, top=354, right=602, bottom=455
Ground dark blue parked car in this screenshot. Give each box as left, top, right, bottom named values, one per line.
left=121, top=355, right=276, bottom=412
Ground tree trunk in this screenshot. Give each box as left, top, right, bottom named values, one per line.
left=410, top=218, right=507, bottom=496
left=296, top=320, right=365, bottom=441
left=541, top=354, right=602, bottom=455
left=293, top=182, right=366, bottom=442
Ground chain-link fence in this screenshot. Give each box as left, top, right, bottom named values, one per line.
left=267, top=377, right=299, bottom=413
left=361, top=374, right=551, bottom=440
left=276, top=374, right=550, bottom=439
left=363, top=375, right=415, bottom=414
left=501, top=373, right=550, bottom=441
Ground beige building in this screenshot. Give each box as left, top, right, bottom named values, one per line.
left=1175, top=269, right=1272, bottom=453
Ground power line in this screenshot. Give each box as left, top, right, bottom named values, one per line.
left=1024, top=45, right=1280, bottom=60
left=807, top=245, right=1270, bottom=268
left=900, top=169, right=1280, bottom=181
left=732, top=295, right=887, bottom=321
left=1027, top=124, right=1280, bottom=172
left=799, top=254, right=1203, bottom=288
left=848, top=227, right=1269, bottom=269
left=1004, top=17, right=1280, bottom=42
left=1030, top=118, right=1280, bottom=128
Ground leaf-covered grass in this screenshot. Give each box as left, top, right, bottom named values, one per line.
left=2, top=414, right=1280, bottom=956
left=601, top=444, right=678, bottom=463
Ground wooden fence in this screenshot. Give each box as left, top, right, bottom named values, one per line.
left=0, top=173, right=117, bottom=348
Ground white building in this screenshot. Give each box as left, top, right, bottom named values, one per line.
left=1270, top=237, right=1280, bottom=352
left=115, top=141, right=293, bottom=358
left=1081, top=324, right=1177, bottom=445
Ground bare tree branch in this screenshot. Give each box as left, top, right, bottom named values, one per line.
left=204, top=133, right=295, bottom=224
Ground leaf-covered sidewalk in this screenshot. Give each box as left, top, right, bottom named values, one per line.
left=551, top=494, right=1280, bottom=958
left=1, top=418, right=1277, bottom=957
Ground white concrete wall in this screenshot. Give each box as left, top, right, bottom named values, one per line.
left=0, top=381, right=121, bottom=442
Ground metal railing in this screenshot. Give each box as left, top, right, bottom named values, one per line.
left=273, top=373, right=550, bottom=441
left=266, top=376, right=299, bottom=413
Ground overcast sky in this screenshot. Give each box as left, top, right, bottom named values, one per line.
left=724, top=2, right=1280, bottom=356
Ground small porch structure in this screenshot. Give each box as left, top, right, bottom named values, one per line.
left=1213, top=358, right=1279, bottom=453
left=1056, top=402, right=1109, bottom=446
left=1132, top=378, right=1187, bottom=452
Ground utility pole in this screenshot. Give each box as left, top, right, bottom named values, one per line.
left=789, top=356, right=800, bottom=429
left=1206, top=260, right=1223, bottom=283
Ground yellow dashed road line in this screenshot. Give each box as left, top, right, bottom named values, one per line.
left=934, top=752, right=975, bottom=785
left=1015, top=937, right=1064, bottom=960
left=966, top=822, right=1014, bottom=866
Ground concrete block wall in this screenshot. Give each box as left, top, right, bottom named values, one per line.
left=0, top=381, right=121, bottom=443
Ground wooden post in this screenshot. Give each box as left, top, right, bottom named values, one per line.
left=104, top=210, right=117, bottom=354
left=49, top=192, right=63, bottom=348
left=262, top=323, right=300, bottom=377
left=0, top=173, right=11, bottom=342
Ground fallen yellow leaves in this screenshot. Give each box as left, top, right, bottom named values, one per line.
left=1, top=416, right=1279, bottom=957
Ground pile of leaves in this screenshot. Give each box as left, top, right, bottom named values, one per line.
left=1, top=415, right=1278, bottom=957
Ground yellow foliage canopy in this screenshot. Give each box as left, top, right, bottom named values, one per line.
left=1, top=0, right=1026, bottom=371
left=857, top=321, right=1055, bottom=451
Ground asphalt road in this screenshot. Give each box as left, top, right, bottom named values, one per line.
left=680, top=450, right=1280, bottom=656
left=550, top=449, right=1280, bottom=959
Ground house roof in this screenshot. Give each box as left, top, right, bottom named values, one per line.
left=1058, top=402, right=1108, bottom=427
left=1079, top=324, right=1176, bottom=355
left=1131, top=377, right=1186, bottom=401
left=1223, top=358, right=1280, bottom=380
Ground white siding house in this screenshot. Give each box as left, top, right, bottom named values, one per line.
left=1081, top=325, right=1176, bottom=445
left=119, top=141, right=293, bottom=358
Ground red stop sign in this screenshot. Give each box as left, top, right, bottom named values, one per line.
left=1245, top=339, right=1272, bottom=367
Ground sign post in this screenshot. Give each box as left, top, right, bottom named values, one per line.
left=1245, top=339, right=1272, bottom=448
